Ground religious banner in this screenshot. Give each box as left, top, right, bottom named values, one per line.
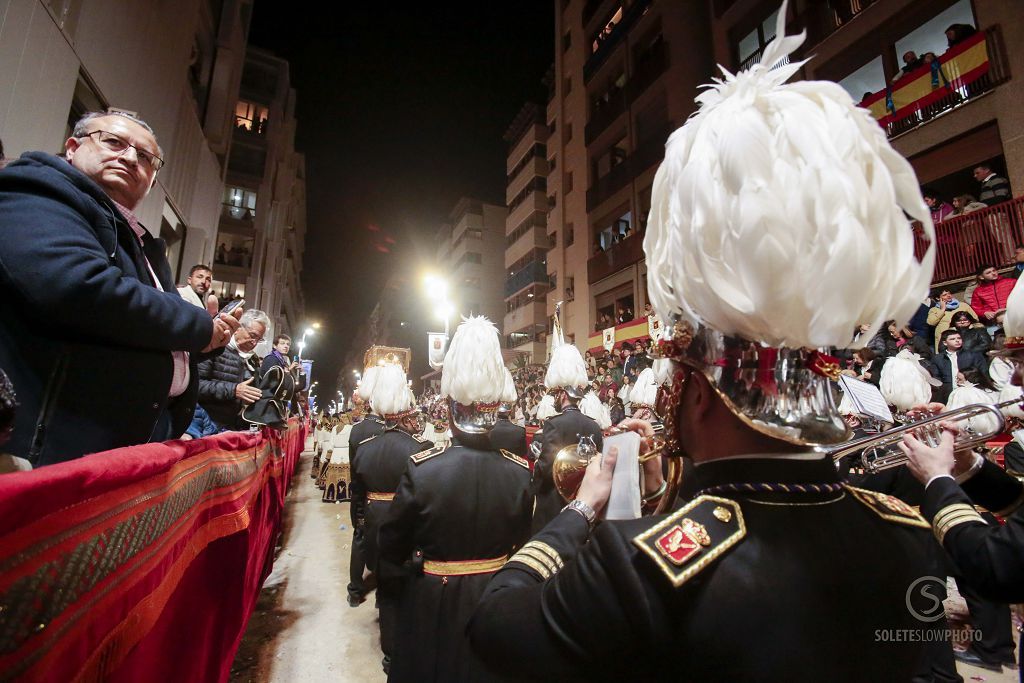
left=602, top=326, right=616, bottom=352
left=300, top=359, right=314, bottom=391
left=648, top=313, right=663, bottom=341
left=428, top=333, right=448, bottom=369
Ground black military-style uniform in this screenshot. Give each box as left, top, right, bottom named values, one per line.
left=532, top=404, right=602, bottom=533
left=922, top=458, right=1024, bottom=601
left=378, top=435, right=533, bottom=682
left=350, top=427, right=431, bottom=660
left=469, top=455, right=935, bottom=682
left=489, top=417, right=527, bottom=459
left=347, top=413, right=386, bottom=602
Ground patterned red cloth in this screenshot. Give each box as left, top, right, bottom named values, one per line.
left=0, top=421, right=305, bottom=682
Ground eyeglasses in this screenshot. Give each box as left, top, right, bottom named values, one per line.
left=242, top=326, right=265, bottom=343
left=81, top=130, right=165, bottom=172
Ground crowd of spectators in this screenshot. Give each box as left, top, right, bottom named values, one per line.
left=839, top=262, right=1020, bottom=403
left=0, top=113, right=302, bottom=470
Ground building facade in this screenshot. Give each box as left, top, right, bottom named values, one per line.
left=213, top=47, right=307, bottom=339
left=547, top=0, right=714, bottom=351
left=0, top=0, right=251, bottom=282
left=503, top=102, right=552, bottom=362
left=435, top=198, right=507, bottom=328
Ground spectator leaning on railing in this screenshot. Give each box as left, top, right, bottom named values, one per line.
left=0, top=111, right=240, bottom=466
left=973, top=165, right=1011, bottom=207
left=196, top=308, right=269, bottom=432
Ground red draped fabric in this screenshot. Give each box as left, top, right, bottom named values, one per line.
left=0, top=420, right=306, bottom=683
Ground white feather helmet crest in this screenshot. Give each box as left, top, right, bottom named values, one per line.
left=644, top=1, right=934, bottom=446
left=441, top=316, right=506, bottom=435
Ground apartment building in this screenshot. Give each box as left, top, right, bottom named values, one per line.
left=547, top=0, right=714, bottom=352
left=434, top=198, right=507, bottom=328
left=0, top=0, right=251, bottom=280
left=503, top=102, right=552, bottom=362
left=215, top=47, right=307, bottom=338
left=712, top=0, right=1023, bottom=286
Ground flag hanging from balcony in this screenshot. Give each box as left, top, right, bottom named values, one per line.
left=603, top=326, right=616, bottom=352
left=428, top=333, right=447, bottom=369
left=648, top=313, right=663, bottom=341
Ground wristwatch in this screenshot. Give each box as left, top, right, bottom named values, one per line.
left=563, top=499, right=597, bottom=528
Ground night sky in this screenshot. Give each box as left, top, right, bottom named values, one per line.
left=248, top=4, right=555, bottom=393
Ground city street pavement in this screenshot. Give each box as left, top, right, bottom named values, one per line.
left=230, top=444, right=1018, bottom=682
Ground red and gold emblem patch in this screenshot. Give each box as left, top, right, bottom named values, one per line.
left=656, top=525, right=702, bottom=566
left=876, top=492, right=917, bottom=517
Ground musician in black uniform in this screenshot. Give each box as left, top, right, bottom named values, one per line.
left=901, top=295, right=1024, bottom=677
left=346, top=365, right=386, bottom=607
left=350, top=362, right=430, bottom=674
left=378, top=316, right=532, bottom=682
left=533, top=332, right=602, bottom=533
left=489, top=369, right=527, bottom=457
left=468, top=20, right=937, bottom=681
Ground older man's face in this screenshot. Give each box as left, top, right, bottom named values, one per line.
left=65, top=115, right=160, bottom=210
left=235, top=321, right=266, bottom=353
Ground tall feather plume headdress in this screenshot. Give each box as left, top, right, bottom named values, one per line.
left=643, top=0, right=934, bottom=446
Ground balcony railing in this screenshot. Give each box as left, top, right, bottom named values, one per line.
left=914, top=196, right=1024, bottom=285
left=800, top=0, right=878, bottom=49
left=587, top=231, right=644, bottom=284
left=586, top=122, right=673, bottom=211
left=220, top=203, right=255, bottom=224
left=505, top=260, right=550, bottom=298
left=585, top=89, right=627, bottom=144
left=625, top=39, right=668, bottom=101
left=860, top=26, right=1010, bottom=140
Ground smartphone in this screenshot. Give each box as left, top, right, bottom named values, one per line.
left=218, top=298, right=245, bottom=317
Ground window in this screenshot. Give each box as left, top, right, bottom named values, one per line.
left=463, top=276, right=481, bottom=289
left=593, top=136, right=628, bottom=179
left=894, top=0, right=975, bottom=70
left=594, top=210, right=633, bottom=251
left=564, top=171, right=574, bottom=194
left=564, top=123, right=573, bottom=144
left=212, top=280, right=246, bottom=302
left=223, top=186, right=258, bottom=221
left=214, top=234, right=254, bottom=269
left=564, top=77, right=572, bottom=94
left=735, top=7, right=780, bottom=67
left=590, top=5, right=624, bottom=55
left=65, top=72, right=107, bottom=143
left=564, top=223, right=575, bottom=247
left=234, top=101, right=269, bottom=134
left=565, top=275, right=575, bottom=302
left=563, top=30, right=572, bottom=52
left=455, top=252, right=482, bottom=268
left=549, top=156, right=557, bottom=173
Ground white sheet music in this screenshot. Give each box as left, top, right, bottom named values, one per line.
left=838, top=375, right=895, bottom=425
left=605, top=431, right=642, bottom=520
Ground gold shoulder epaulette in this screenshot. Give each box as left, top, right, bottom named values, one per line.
left=410, top=444, right=446, bottom=465
left=358, top=434, right=378, bottom=446
left=632, top=495, right=745, bottom=588
left=844, top=485, right=931, bottom=529
left=499, top=449, right=530, bottom=469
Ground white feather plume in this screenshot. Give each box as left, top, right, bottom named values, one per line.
left=545, top=343, right=589, bottom=390
left=629, top=368, right=660, bottom=407
left=999, top=383, right=1024, bottom=419
left=370, top=363, right=412, bottom=416
left=358, top=366, right=381, bottom=410
left=501, top=369, right=518, bottom=403
left=879, top=350, right=933, bottom=411
left=440, top=316, right=505, bottom=404
left=644, top=0, right=934, bottom=349
left=1003, top=282, right=1024, bottom=340
left=946, top=384, right=1000, bottom=434
left=580, top=391, right=612, bottom=429
left=536, top=394, right=558, bottom=421
left=990, top=357, right=1015, bottom=391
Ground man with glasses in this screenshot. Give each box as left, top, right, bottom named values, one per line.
left=0, top=110, right=240, bottom=465
left=197, top=309, right=270, bottom=432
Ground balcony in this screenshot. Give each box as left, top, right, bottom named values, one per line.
left=586, top=122, right=673, bottom=212
left=505, top=260, right=550, bottom=298
left=508, top=190, right=547, bottom=231
left=506, top=225, right=553, bottom=266
left=584, top=0, right=653, bottom=83
left=585, top=90, right=627, bottom=145
left=799, top=0, right=879, bottom=50
left=915, top=195, right=1024, bottom=285
left=588, top=232, right=644, bottom=284
left=625, top=39, right=668, bottom=101
left=504, top=300, right=548, bottom=334
left=860, top=26, right=1010, bottom=140
left=219, top=203, right=256, bottom=233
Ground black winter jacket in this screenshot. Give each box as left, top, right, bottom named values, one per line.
left=0, top=153, right=215, bottom=465
left=197, top=346, right=259, bottom=430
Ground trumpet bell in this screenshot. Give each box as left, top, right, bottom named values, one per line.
left=552, top=444, right=594, bottom=501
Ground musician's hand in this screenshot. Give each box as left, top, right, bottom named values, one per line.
left=616, top=418, right=655, bottom=445
left=905, top=402, right=945, bottom=421
left=576, top=445, right=617, bottom=516
left=899, top=420, right=958, bottom=485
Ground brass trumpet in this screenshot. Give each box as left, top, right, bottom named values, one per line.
left=829, top=399, right=1019, bottom=473
left=552, top=423, right=681, bottom=515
